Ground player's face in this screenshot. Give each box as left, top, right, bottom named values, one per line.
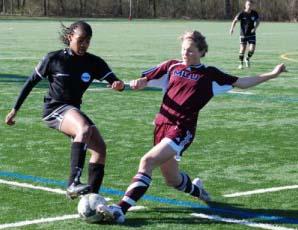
left=181, top=39, right=202, bottom=66
left=245, top=1, right=252, bottom=11
left=68, top=28, right=91, bottom=56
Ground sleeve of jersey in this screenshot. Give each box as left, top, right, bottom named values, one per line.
left=142, top=60, right=174, bottom=81
left=13, top=71, right=42, bottom=111
left=210, top=67, right=239, bottom=96
left=13, top=55, right=49, bottom=111
left=95, top=59, right=119, bottom=84
left=236, top=12, right=242, bottom=20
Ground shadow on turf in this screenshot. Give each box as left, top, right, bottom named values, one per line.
left=109, top=201, right=298, bottom=227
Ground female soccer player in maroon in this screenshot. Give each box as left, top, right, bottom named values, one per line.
left=98, top=30, right=286, bottom=223
left=5, top=21, right=125, bottom=199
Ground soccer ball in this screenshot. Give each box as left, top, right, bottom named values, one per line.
left=77, top=193, right=107, bottom=223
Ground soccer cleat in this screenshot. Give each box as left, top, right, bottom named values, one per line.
left=245, top=58, right=250, bottom=68
left=238, top=63, right=244, bottom=69
left=66, top=182, right=91, bottom=199
left=192, top=178, right=211, bottom=202
left=96, top=204, right=125, bottom=224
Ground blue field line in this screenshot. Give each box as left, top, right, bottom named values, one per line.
left=0, top=170, right=298, bottom=225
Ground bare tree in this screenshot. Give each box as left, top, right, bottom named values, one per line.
left=2, top=0, right=5, bottom=13
left=225, top=0, right=232, bottom=19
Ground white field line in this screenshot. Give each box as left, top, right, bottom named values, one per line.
left=128, top=206, right=146, bottom=212
left=223, top=185, right=298, bottom=198
left=0, top=214, right=79, bottom=229
left=0, top=179, right=66, bottom=194
left=0, top=179, right=112, bottom=201
left=0, top=57, right=39, bottom=60
left=228, top=90, right=254, bottom=95
left=191, top=213, right=297, bottom=230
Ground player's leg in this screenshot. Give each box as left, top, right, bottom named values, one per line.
left=85, top=126, right=106, bottom=194
left=239, top=42, right=246, bottom=69
left=60, top=108, right=94, bottom=198
left=245, top=39, right=256, bottom=67
left=97, top=140, right=177, bottom=223
left=160, top=158, right=210, bottom=202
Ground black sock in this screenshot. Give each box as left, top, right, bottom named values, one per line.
left=247, top=50, right=254, bottom=60
left=239, top=53, right=244, bottom=63
left=88, top=163, right=105, bottom=193
left=68, top=142, right=87, bottom=186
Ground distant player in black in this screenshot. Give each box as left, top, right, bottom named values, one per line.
left=230, top=0, right=260, bottom=69
left=5, top=21, right=125, bottom=199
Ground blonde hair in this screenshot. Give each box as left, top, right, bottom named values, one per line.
left=181, top=31, right=208, bottom=57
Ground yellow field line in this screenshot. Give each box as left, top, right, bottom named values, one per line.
left=280, top=52, right=298, bottom=63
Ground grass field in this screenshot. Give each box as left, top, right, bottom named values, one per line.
left=0, top=18, right=297, bottom=229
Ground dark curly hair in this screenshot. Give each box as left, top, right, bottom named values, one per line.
left=59, top=20, right=92, bottom=46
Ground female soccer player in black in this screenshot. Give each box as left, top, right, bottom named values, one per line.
left=230, top=0, right=260, bottom=69
left=5, top=21, right=125, bottom=199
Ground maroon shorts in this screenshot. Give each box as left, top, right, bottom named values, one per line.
left=154, top=123, right=195, bottom=159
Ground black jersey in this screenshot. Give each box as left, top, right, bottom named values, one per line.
left=236, top=10, right=259, bottom=36
left=13, top=48, right=120, bottom=116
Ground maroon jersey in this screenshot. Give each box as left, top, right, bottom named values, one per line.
left=142, top=60, right=238, bottom=129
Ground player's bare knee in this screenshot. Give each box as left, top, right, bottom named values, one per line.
left=76, top=125, right=92, bottom=142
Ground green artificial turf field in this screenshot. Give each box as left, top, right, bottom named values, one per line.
left=0, top=18, right=297, bottom=229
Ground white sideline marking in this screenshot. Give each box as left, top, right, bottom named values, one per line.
left=0, top=214, right=79, bottom=229
left=128, top=206, right=146, bottom=212
left=191, top=213, right=296, bottom=230
left=224, top=185, right=298, bottom=198
left=0, top=179, right=66, bottom=194
left=0, top=179, right=112, bottom=201
left=228, top=90, right=254, bottom=95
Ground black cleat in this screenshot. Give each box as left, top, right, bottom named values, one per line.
left=66, top=182, right=91, bottom=199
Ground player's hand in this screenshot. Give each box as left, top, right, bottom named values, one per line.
left=130, top=77, right=148, bottom=90
left=271, top=64, right=287, bottom=78
left=5, top=109, right=17, bottom=126
left=111, top=80, right=125, bottom=91
left=251, top=28, right=256, bottom=33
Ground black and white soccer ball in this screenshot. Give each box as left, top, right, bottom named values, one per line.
left=77, top=193, right=107, bottom=223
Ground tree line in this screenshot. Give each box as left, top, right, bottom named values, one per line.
left=1, top=0, right=297, bottom=22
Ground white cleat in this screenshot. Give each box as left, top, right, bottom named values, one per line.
left=96, top=204, right=125, bottom=224
left=192, top=178, right=211, bottom=202
left=238, top=63, right=244, bottom=69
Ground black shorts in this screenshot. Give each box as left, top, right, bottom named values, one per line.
left=42, top=104, right=94, bottom=130
left=240, top=35, right=256, bottom=45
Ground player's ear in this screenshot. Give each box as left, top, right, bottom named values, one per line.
left=67, top=34, right=72, bottom=43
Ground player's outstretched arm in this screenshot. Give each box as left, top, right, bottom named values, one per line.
left=111, top=80, right=125, bottom=91
left=5, top=109, right=17, bottom=126
left=230, top=18, right=238, bottom=35
left=130, top=77, right=148, bottom=90
left=233, top=63, right=287, bottom=89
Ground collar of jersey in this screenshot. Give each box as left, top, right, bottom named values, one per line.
left=189, top=63, right=204, bottom=69
left=64, top=48, right=74, bottom=56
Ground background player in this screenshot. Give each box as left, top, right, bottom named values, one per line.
left=5, top=21, right=125, bottom=199
left=96, top=30, right=286, bottom=223
left=230, top=0, right=260, bottom=69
